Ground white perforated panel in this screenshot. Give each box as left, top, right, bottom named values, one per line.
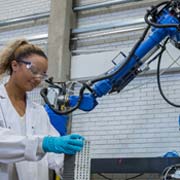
left=74, top=140, right=91, bottom=180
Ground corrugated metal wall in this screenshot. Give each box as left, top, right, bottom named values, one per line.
left=0, top=0, right=50, bottom=20
left=0, top=0, right=50, bottom=51
left=72, top=0, right=164, bottom=55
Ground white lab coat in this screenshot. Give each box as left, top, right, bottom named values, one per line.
left=0, top=84, right=64, bottom=180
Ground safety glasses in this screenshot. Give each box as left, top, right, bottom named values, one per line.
left=17, top=60, right=48, bottom=80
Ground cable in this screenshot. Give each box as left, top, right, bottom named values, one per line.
left=144, top=1, right=180, bottom=30
left=97, top=173, right=113, bottom=180
left=109, top=44, right=165, bottom=93
left=40, top=81, right=86, bottom=115
left=161, top=164, right=180, bottom=180
left=125, top=173, right=144, bottom=180
left=147, top=45, right=163, bottom=65
left=157, top=38, right=180, bottom=107
left=90, top=25, right=151, bottom=85
left=97, top=173, right=144, bottom=180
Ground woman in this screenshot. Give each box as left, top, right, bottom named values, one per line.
left=0, top=39, right=84, bottom=180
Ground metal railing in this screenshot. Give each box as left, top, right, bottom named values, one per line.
left=0, top=12, right=49, bottom=27
left=73, top=0, right=143, bottom=11
left=72, top=18, right=144, bottom=34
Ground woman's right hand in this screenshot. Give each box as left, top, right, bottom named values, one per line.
left=42, top=134, right=84, bottom=155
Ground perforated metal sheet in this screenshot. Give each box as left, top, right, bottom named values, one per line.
left=74, top=140, right=91, bottom=180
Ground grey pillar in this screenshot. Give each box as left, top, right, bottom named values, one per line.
left=48, top=1, right=76, bottom=179
left=48, top=0, right=74, bottom=82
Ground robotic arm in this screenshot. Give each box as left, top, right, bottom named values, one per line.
left=41, top=0, right=180, bottom=115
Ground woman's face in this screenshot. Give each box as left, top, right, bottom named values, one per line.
left=12, top=54, right=48, bottom=92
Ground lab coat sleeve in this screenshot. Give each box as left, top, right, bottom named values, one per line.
left=43, top=110, right=65, bottom=175
left=0, top=127, right=45, bottom=164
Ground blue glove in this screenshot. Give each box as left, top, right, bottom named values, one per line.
left=44, top=104, right=68, bottom=136
left=42, top=134, right=84, bottom=155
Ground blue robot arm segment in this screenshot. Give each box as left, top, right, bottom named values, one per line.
left=69, top=93, right=98, bottom=111
left=44, top=104, right=69, bottom=135
left=92, top=11, right=179, bottom=98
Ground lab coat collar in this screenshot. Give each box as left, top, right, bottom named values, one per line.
left=0, top=84, right=37, bottom=135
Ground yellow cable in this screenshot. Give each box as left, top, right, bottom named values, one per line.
left=55, top=175, right=60, bottom=180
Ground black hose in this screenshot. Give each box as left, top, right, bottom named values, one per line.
left=144, top=1, right=180, bottom=31
left=90, top=25, right=151, bottom=85
left=40, top=84, right=86, bottom=115
left=157, top=38, right=180, bottom=107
